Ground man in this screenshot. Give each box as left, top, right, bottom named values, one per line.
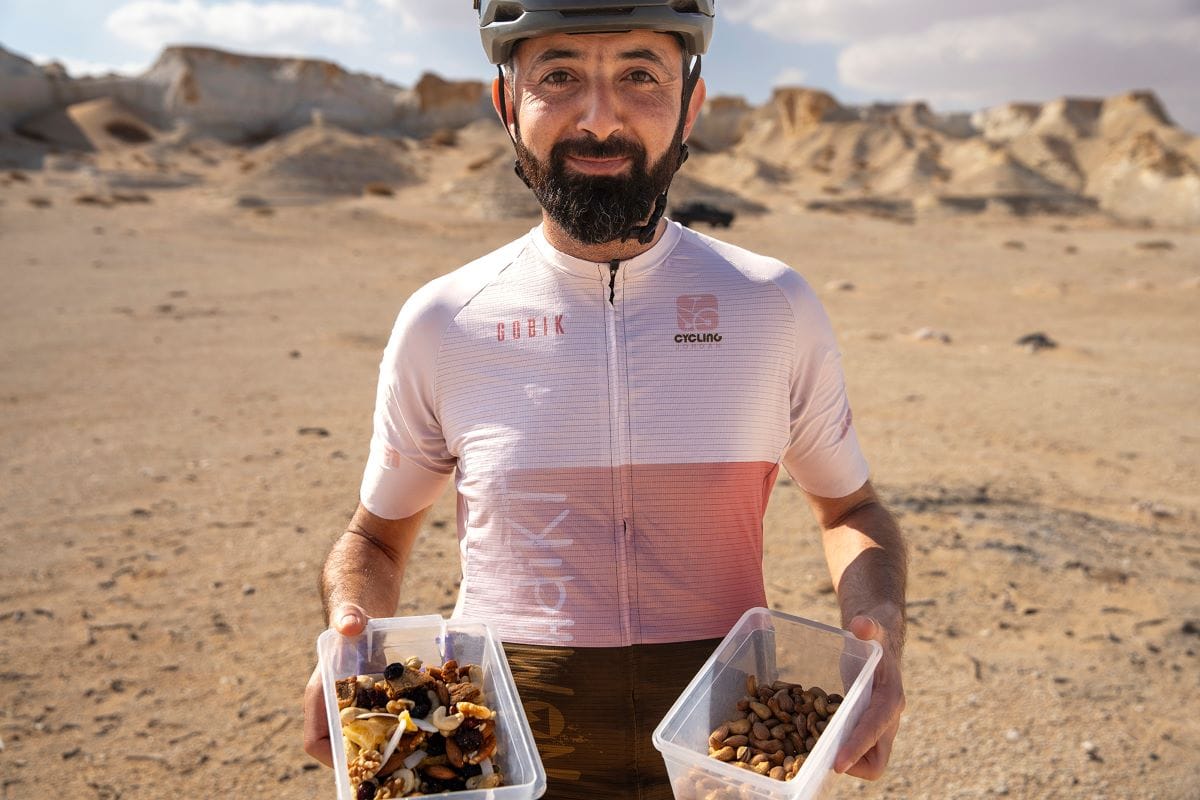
left=303, top=2, right=907, bottom=797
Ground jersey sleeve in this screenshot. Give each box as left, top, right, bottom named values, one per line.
left=778, top=274, right=870, bottom=499
left=359, top=290, right=456, bottom=520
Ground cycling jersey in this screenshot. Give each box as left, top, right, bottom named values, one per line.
left=360, top=220, right=869, bottom=648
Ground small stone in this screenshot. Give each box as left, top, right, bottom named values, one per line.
left=1005, top=729, right=1021, bottom=743
left=912, top=327, right=951, bottom=344
left=1082, top=741, right=1097, bottom=754
left=297, top=427, right=330, bottom=437
left=825, top=279, right=855, bottom=292
left=241, top=584, right=256, bottom=596
left=1015, top=332, right=1056, bottom=352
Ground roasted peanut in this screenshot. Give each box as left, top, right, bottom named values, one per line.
left=705, top=676, right=841, bottom=783
left=748, top=701, right=772, bottom=720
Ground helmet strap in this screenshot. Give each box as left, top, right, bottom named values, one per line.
left=497, top=64, right=533, bottom=188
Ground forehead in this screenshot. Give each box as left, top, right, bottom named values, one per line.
left=513, top=29, right=683, bottom=68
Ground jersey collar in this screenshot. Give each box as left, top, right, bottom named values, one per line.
left=531, top=221, right=684, bottom=280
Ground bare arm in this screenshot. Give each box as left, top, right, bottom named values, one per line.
left=320, top=503, right=428, bottom=624
left=303, top=503, right=430, bottom=766
left=805, top=480, right=908, bottom=780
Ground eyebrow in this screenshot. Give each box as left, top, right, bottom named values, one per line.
left=617, top=48, right=667, bottom=67
left=530, top=46, right=670, bottom=68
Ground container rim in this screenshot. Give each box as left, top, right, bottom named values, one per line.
left=650, top=607, right=883, bottom=794
left=317, top=614, right=548, bottom=799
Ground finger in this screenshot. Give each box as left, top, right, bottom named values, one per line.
left=848, top=615, right=883, bottom=644
left=843, top=723, right=898, bottom=781
left=835, top=688, right=900, bottom=773
left=332, top=603, right=368, bottom=636
left=302, top=668, right=334, bottom=767
left=840, top=695, right=897, bottom=772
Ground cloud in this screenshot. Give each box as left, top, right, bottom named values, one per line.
left=105, top=0, right=371, bottom=53
left=721, top=0, right=1200, bottom=129
left=373, top=0, right=477, bottom=31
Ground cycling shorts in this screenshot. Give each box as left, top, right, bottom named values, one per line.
left=503, top=638, right=722, bottom=799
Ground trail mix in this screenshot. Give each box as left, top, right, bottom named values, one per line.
left=335, top=656, right=502, bottom=798
left=705, top=674, right=843, bottom=782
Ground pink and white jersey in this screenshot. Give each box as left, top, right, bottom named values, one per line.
left=360, top=221, right=869, bottom=648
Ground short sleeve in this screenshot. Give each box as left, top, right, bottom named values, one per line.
left=778, top=278, right=870, bottom=499
left=359, top=293, right=456, bottom=520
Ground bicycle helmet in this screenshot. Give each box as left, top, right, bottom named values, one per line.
left=475, top=0, right=715, bottom=65
left=473, top=1, right=715, bottom=245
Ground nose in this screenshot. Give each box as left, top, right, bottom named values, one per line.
left=576, top=82, right=622, bottom=141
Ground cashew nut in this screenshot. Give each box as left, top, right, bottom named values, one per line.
left=431, top=705, right=464, bottom=733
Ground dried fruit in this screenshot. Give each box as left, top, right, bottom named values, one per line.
left=337, top=658, right=501, bottom=798
left=454, top=726, right=484, bottom=753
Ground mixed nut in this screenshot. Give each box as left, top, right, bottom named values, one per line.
left=705, top=674, right=843, bottom=783
left=335, top=656, right=503, bottom=798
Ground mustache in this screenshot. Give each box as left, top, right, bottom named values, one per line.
left=551, top=136, right=645, bottom=161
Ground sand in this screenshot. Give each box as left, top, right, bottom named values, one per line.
left=1, top=137, right=1198, bottom=800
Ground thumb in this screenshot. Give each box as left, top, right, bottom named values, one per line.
left=332, top=604, right=368, bottom=636
left=848, top=615, right=883, bottom=644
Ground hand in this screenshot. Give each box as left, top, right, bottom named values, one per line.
left=835, top=614, right=905, bottom=780
left=303, top=604, right=368, bottom=766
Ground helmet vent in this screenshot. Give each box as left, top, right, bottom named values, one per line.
left=560, top=7, right=635, bottom=17
left=493, top=2, right=523, bottom=22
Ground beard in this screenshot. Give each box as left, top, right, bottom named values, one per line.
left=515, top=133, right=680, bottom=245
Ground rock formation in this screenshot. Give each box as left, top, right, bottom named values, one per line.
left=2, top=42, right=1198, bottom=226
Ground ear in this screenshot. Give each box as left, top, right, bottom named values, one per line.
left=681, top=76, right=707, bottom=142
left=491, top=76, right=515, bottom=129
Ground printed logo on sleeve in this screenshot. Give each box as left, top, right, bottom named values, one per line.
left=675, top=294, right=723, bottom=345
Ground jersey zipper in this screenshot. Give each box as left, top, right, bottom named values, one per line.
left=603, top=259, right=633, bottom=644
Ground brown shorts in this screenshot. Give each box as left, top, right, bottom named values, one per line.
left=503, top=638, right=722, bottom=800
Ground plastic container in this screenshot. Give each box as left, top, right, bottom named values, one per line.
left=318, top=615, right=547, bottom=800
left=652, top=608, right=882, bottom=800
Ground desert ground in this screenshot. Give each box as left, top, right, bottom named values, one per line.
left=1, top=124, right=1198, bottom=800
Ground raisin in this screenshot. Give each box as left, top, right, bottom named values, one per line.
left=424, top=733, right=446, bottom=756
left=356, top=779, right=378, bottom=800
left=422, top=777, right=465, bottom=793
left=454, top=726, right=484, bottom=753
left=383, top=662, right=405, bottom=681
left=401, top=687, right=432, bottom=719
left=461, top=762, right=483, bottom=779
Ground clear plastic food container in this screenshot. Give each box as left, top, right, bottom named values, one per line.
left=318, top=614, right=547, bottom=799
left=653, top=607, right=882, bottom=800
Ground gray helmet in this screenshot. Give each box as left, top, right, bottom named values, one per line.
left=474, top=0, right=715, bottom=65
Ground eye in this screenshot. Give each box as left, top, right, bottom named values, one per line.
left=627, top=69, right=658, bottom=84
left=542, top=69, right=574, bottom=85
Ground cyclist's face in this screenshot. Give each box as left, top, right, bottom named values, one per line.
left=493, top=31, right=705, bottom=243
left=500, top=30, right=701, bottom=174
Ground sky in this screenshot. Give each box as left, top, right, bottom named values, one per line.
left=2, top=0, right=1198, bottom=133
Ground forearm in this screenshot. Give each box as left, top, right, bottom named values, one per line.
left=319, top=505, right=426, bottom=624
left=821, top=501, right=908, bottom=655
